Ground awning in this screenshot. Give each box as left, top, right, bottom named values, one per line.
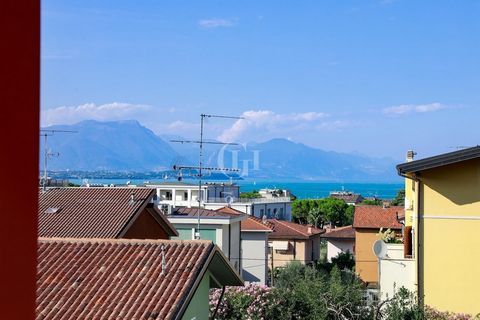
left=272, top=241, right=289, bottom=251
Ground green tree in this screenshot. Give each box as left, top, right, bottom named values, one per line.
left=292, top=198, right=353, bottom=227
left=361, top=199, right=383, bottom=206
left=390, top=189, right=405, bottom=206
left=239, top=191, right=262, bottom=199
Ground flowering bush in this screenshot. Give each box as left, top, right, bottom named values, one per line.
left=377, top=227, right=402, bottom=244
left=425, top=306, right=479, bottom=320
left=209, top=284, right=284, bottom=320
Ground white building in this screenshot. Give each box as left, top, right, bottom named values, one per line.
left=320, top=225, right=355, bottom=262
left=167, top=206, right=245, bottom=273
left=149, top=182, right=292, bottom=221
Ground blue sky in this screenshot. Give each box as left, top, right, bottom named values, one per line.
left=41, top=0, right=480, bottom=160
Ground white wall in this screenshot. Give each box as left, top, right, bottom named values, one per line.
left=326, top=239, right=355, bottom=262
left=241, top=231, right=269, bottom=285
left=379, top=244, right=416, bottom=300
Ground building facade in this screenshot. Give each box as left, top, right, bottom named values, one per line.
left=240, top=216, right=274, bottom=285
left=167, top=207, right=245, bottom=273
left=353, top=205, right=403, bottom=286
left=397, top=147, right=480, bottom=314
left=150, top=182, right=292, bottom=221
left=320, top=225, right=355, bottom=262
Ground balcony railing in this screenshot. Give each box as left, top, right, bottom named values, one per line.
left=204, top=196, right=291, bottom=204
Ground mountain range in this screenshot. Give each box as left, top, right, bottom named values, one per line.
left=40, top=120, right=401, bottom=182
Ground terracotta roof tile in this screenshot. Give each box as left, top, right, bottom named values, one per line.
left=241, top=216, right=274, bottom=232
left=268, top=219, right=325, bottom=239
left=215, top=206, right=244, bottom=215
left=38, top=187, right=159, bottom=238
left=37, top=238, right=213, bottom=320
left=353, top=205, right=403, bottom=229
left=321, top=225, right=355, bottom=239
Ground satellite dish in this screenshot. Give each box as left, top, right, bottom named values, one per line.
left=224, top=195, right=233, bottom=207
left=373, top=240, right=388, bottom=259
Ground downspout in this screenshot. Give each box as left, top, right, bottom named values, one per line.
left=398, top=169, right=421, bottom=302
left=211, top=285, right=226, bottom=320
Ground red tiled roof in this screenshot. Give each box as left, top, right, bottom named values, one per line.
left=321, top=225, right=355, bottom=239
left=241, top=216, right=274, bottom=232
left=215, top=206, right=243, bottom=215
left=37, top=238, right=213, bottom=320
left=268, top=219, right=325, bottom=240
left=353, top=205, right=403, bottom=229
left=173, top=207, right=240, bottom=218
left=38, top=187, right=177, bottom=238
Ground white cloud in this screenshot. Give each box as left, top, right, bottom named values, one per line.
left=383, top=103, right=446, bottom=116
left=41, top=102, right=153, bottom=126
left=218, top=110, right=329, bottom=142
left=198, top=18, right=237, bottom=29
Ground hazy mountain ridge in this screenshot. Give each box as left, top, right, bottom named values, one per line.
left=41, top=120, right=400, bottom=181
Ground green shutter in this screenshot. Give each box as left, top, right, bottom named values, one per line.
left=198, top=229, right=216, bottom=244
left=172, top=228, right=193, bottom=240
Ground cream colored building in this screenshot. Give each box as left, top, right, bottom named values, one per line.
left=267, top=219, right=324, bottom=269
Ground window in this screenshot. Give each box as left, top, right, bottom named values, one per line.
left=197, top=229, right=216, bottom=243
left=171, top=228, right=193, bottom=240
left=184, top=191, right=188, bottom=200
left=267, top=208, right=271, bottom=218
left=260, top=209, right=264, bottom=217
left=166, top=191, right=172, bottom=200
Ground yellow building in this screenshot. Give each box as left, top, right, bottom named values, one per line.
left=397, top=147, right=480, bottom=315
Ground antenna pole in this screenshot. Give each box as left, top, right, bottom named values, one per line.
left=40, top=129, right=77, bottom=191
left=43, top=133, right=48, bottom=191
left=196, top=115, right=205, bottom=239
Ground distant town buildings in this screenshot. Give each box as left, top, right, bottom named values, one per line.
left=330, top=190, right=364, bottom=205
left=149, top=181, right=292, bottom=221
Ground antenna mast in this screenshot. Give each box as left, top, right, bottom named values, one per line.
left=40, top=129, right=78, bottom=191
left=171, top=114, right=244, bottom=239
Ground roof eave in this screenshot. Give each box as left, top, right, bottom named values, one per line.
left=397, top=146, right=480, bottom=175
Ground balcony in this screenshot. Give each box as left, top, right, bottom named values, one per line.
left=204, top=196, right=291, bottom=204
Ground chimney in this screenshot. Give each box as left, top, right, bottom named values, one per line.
left=129, top=192, right=136, bottom=205
left=307, top=226, right=312, bottom=234
left=406, top=150, right=416, bottom=162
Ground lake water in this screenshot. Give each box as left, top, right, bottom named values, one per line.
left=70, top=178, right=403, bottom=200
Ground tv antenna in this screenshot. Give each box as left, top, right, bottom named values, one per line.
left=171, top=113, right=244, bottom=239
left=40, top=129, right=78, bottom=191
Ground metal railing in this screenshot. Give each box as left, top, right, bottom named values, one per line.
left=204, top=196, right=291, bottom=204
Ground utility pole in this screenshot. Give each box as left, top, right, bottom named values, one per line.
left=40, top=129, right=77, bottom=191
left=171, top=113, right=243, bottom=239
